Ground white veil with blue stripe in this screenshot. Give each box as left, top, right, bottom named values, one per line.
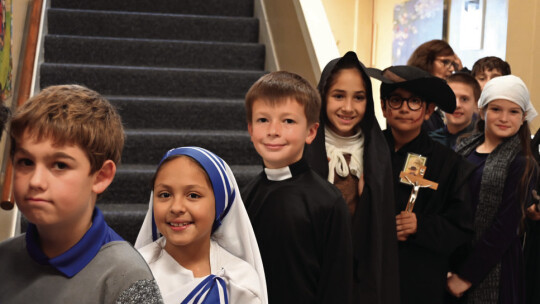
left=135, top=147, right=267, bottom=304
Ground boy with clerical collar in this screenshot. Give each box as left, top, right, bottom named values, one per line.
left=430, top=72, right=481, bottom=149
left=368, top=66, right=474, bottom=304
left=0, top=85, right=162, bottom=303
left=242, top=71, right=353, bottom=303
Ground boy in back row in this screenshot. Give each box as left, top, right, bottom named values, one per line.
left=0, top=85, right=163, bottom=303
left=241, top=71, right=353, bottom=303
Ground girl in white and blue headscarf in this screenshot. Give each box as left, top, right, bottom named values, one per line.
left=135, top=147, right=267, bottom=304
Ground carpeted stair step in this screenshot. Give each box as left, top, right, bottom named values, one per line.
left=40, top=63, right=265, bottom=98
left=100, top=164, right=262, bottom=206
left=45, top=35, right=265, bottom=70
left=97, top=203, right=148, bottom=245
left=109, top=96, right=247, bottom=130
left=122, top=129, right=258, bottom=166
left=48, top=8, right=259, bottom=43
left=50, top=0, right=254, bottom=17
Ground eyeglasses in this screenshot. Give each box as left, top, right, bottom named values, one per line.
left=436, top=58, right=458, bottom=69
left=386, top=96, right=424, bottom=111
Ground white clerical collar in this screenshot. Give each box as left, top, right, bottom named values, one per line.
left=264, top=166, right=293, bottom=181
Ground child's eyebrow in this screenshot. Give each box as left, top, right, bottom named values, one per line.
left=51, top=152, right=76, bottom=160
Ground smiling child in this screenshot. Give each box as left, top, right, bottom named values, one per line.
left=242, top=71, right=353, bottom=303
left=305, top=52, right=399, bottom=304
left=368, top=66, right=475, bottom=304
left=135, top=147, right=267, bottom=304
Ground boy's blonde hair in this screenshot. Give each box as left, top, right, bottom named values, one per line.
left=245, top=71, right=321, bottom=125
left=10, top=85, right=124, bottom=174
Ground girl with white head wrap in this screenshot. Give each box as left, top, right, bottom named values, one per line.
left=450, top=76, right=538, bottom=303
left=478, top=74, right=537, bottom=122
left=135, top=147, right=267, bottom=304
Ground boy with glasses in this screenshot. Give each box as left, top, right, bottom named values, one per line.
left=368, top=66, right=474, bottom=304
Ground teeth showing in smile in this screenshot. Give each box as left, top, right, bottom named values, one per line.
left=169, top=222, right=191, bottom=227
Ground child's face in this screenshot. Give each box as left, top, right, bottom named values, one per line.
left=445, top=81, right=478, bottom=133
left=325, top=68, right=367, bottom=136
left=481, top=99, right=525, bottom=143
left=248, top=98, right=318, bottom=169
left=13, top=132, right=102, bottom=230
left=475, top=68, right=503, bottom=90
left=153, top=157, right=215, bottom=253
left=381, top=88, right=435, bottom=136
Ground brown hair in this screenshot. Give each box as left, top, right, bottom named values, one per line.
left=407, top=39, right=455, bottom=75
left=10, top=85, right=125, bottom=174
left=245, top=71, right=321, bottom=125
left=447, top=72, right=481, bottom=102
left=471, top=56, right=511, bottom=78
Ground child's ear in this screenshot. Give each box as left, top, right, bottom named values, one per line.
left=247, top=122, right=253, bottom=137
left=478, top=108, right=486, bottom=120
left=424, top=103, right=436, bottom=120
left=305, top=122, right=319, bottom=145
left=381, top=100, right=388, bottom=118
left=92, top=160, right=116, bottom=194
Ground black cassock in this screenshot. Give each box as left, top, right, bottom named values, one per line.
left=242, top=158, right=353, bottom=304
left=384, top=129, right=474, bottom=304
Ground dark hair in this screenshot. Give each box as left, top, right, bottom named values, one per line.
left=245, top=71, right=321, bottom=125
left=407, top=39, right=454, bottom=74
left=447, top=72, right=481, bottom=102
left=471, top=56, right=511, bottom=77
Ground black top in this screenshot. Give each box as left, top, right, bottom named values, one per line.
left=525, top=128, right=540, bottom=304
left=242, top=158, right=353, bottom=304
left=383, top=129, right=474, bottom=304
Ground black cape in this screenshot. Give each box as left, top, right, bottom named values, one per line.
left=305, top=51, right=400, bottom=304
left=242, top=158, right=353, bottom=304
left=384, top=129, right=474, bottom=304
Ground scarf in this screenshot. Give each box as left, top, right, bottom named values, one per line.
left=456, top=133, right=522, bottom=303
left=324, top=126, right=364, bottom=183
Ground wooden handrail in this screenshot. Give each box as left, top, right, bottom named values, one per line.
left=0, top=0, right=43, bottom=210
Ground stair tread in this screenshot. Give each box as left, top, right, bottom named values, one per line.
left=50, top=0, right=254, bottom=17
left=41, top=62, right=265, bottom=74
left=49, top=7, right=257, bottom=21
left=47, top=34, right=263, bottom=47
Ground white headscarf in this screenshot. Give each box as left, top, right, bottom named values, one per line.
left=135, top=146, right=267, bottom=304
left=478, top=75, right=537, bottom=122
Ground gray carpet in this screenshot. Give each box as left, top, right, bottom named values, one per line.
left=33, top=0, right=265, bottom=244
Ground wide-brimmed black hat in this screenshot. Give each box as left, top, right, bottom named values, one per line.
left=367, top=65, right=456, bottom=113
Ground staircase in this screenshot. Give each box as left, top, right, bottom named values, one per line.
left=38, top=0, right=265, bottom=243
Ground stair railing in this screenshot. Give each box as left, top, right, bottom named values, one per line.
left=0, top=0, right=45, bottom=211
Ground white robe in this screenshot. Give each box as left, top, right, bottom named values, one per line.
left=139, top=237, right=262, bottom=304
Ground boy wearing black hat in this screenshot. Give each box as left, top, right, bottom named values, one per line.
left=369, top=66, right=474, bottom=304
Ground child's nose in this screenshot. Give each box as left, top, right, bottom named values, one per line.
left=268, top=121, right=281, bottom=136
left=170, top=198, right=187, bottom=214
left=29, top=166, right=47, bottom=190
left=343, top=99, right=353, bottom=112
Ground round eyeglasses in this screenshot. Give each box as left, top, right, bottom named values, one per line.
left=386, top=96, right=424, bottom=111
